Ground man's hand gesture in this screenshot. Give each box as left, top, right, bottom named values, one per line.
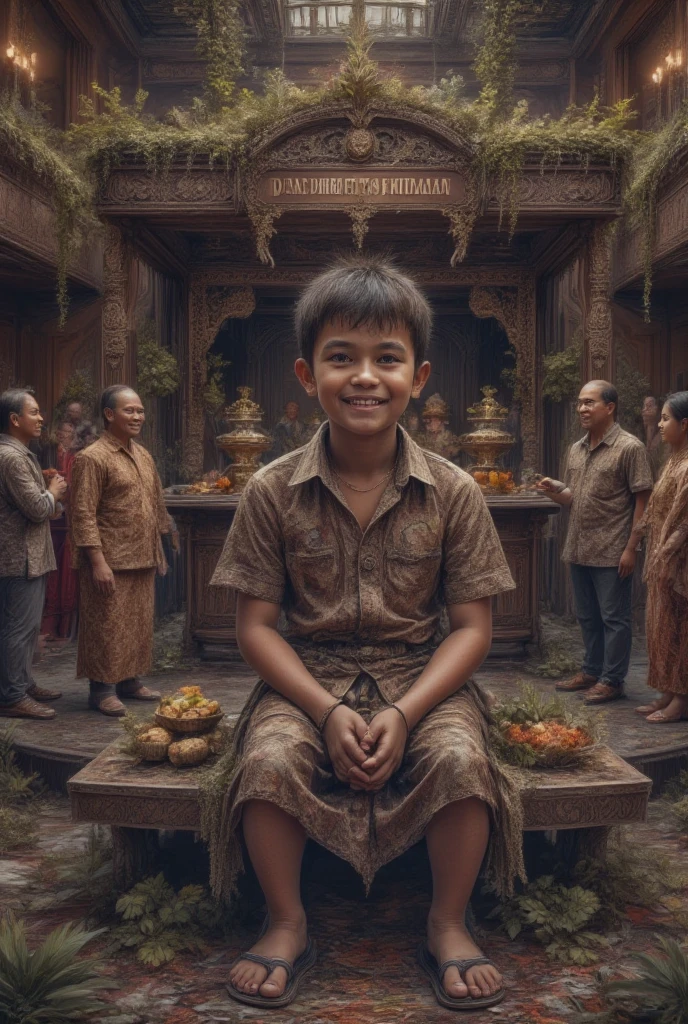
left=322, top=705, right=371, bottom=789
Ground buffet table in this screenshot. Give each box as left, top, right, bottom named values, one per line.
left=165, top=492, right=559, bottom=658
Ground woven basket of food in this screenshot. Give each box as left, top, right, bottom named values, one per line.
left=168, top=737, right=210, bottom=767
left=155, top=686, right=223, bottom=735
left=490, top=683, right=602, bottom=769
left=136, top=726, right=173, bottom=761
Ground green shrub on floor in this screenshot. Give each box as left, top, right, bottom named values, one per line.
left=491, top=874, right=608, bottom=964
left=111, top=873, right=225, bottom=966
left=0, top=914, right=115, bottom=1023
left=0, top=726, right=43, bottom=853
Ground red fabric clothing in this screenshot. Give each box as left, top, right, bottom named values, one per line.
left=41, top=446, right=78, bottom=638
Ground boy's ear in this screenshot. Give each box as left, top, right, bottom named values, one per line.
left=411, top=360, right=432, bottom=399
left=294, top=358, right=318, bottom=398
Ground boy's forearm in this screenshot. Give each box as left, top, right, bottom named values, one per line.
left=238, top=623, right=337, bottom=725
left=395, top=624, right=491, bottom=731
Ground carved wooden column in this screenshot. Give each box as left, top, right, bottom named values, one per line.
left=585, top=222, right=614, bottom=380
left=101, top=224, right=130, bottom=387
left=469, top=272, right=539, bottom=470
left=184, top=272, right=256, bottom=479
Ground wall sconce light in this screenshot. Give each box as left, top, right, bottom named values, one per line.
left=652, top=66, right=663, bottom=84
left=4, top=41, right=37, bottom=78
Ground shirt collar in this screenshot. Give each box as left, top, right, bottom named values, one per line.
left=99, top=431, right=137, bottom=457
left=582, top=422, right=621, bottom=450
left=0, top=434, right=38, bottom=459
left=288, top=422, right=436, bottom=489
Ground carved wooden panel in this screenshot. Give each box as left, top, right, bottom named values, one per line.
left=69, top=742, right=650, bottom=835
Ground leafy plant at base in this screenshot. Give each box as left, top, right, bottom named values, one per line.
left=0, top=91, right=96, bottom=327
left=29, top=826, right=116, bottom=924
left=542, top=343, right=583, bottom=404
left=111, top=873, right=224, bottom=966
left=491, top=874, right=608, bottom=964
left=0, top=725, right=43, bottom=853
left=0, top=914, right=115, bottom=1023
left=532, top=636, right=579, bottom=678
left=136, top=318, right=180, bottom=398
left=605, top=936, right=688, bottom=1024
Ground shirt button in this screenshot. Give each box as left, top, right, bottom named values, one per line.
left=362, top=555, right=376, bottom=571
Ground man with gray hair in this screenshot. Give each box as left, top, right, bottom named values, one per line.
left=537, top=380, right=653, bottom=705
left=0, top=389, right=67, bottom=719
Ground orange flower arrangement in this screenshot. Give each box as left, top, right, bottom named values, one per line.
left=504, top=722, right=591, bottom=752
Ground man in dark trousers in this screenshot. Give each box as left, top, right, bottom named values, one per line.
left=0, top=389, right=66, bottom=719
left=537, top=380, right=653, bottom=705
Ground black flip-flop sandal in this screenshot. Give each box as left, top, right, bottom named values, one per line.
left=226, top=939, right=317, bottom=1009
left=417, top=942, right=505, bottom=1011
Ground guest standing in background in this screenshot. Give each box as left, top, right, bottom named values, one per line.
left=41, top=420, right=80, bottom=643
left=70, top=385, right=169, bottom=717
left=0, top=390, right=66, bottom=720
left=641, top=395, right=665, bottom=481
left=536, top=380, right=653, bottom=705
left=628, top=392, right=688, bottom=722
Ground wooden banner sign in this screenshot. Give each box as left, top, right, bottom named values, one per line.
left=257, top=168, right=466, bottom=206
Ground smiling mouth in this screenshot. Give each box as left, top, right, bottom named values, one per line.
left=341, top=397, right=388, bottom=407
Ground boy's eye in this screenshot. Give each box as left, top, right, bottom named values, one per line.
left=378, top=354, right=401, bottom=364
left=328, top=352, right=352, bottom=363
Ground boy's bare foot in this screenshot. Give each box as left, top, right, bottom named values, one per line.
left=427, top=915, right=502, bottom=1000
left=228, top=913, right=308, bottom=999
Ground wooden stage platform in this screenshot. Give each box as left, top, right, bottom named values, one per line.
left=3, top=638, right=688, bottom=791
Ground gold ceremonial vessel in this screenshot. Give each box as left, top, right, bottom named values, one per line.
left=458, top=386, right=516, bottom=483
left=216, top=386, right=272, bottom=491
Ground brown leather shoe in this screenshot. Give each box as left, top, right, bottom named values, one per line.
left=0, top=695, right=57, bottom=719
left=88, top=689, right=126, bottom=717
left=555, top=672, right=598, bottom=692
left=27, top=683, right=63, bottom=702
left=116, top=678, right=161, bottom=701
left=584, top=681, right=625, bottom=705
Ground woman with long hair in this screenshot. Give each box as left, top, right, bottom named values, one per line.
left=634, top=391, right=688, bottom=722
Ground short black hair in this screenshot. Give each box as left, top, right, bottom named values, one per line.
left=665, top=390, right=688, bottom=423
left=0, top=389, right=33, bottom=433
left=294, top=254, right=432, bottom=367
left=100, top=384, right=135, bottom=427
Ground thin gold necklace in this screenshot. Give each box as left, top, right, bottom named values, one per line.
left=331, top=467, right=393, bottom=493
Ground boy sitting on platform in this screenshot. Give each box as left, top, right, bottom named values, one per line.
left=210, top=255, right=523, bottom=1011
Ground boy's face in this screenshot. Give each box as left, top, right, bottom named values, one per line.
left=295, top=319, right=430, bottom=438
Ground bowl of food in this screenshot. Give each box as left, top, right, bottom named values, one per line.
left=155, top=686, right=223, bottom=735
left=490, top=683, right=600, bottom=769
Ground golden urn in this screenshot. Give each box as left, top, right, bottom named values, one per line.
left=458, top=386, right=516, bottom=478
left=216, top=386, right=272, bottom=491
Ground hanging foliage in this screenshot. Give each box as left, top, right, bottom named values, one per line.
left=542, top=343, right=583, bottom=404
left=624, top=100, right=688, bottom=318
left=0, top=91, right=96, bottom=327
left=474, top=0, right=521, bottom=119
left=136, top=319, right=181, bottom=398
left=174, top=0, right=246, bottom=110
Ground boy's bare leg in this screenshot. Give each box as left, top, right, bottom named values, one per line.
left=426, top=797, right=502, bottom=1000
left=229, top=799, right=308, bottom=999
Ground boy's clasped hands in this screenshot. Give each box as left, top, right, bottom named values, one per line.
left=322, top=703, right=408, bottom=792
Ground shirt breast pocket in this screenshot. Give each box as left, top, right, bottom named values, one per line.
left=287, top=548, right=338, bottom=594
left=385, top=547, right=442, bottom=596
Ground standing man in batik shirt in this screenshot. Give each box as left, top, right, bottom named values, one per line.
left=0, top=390, right=66, bottom=719
left=70, top=385, right=170, bottom=716
left=537, top=380, right=653, bottom=705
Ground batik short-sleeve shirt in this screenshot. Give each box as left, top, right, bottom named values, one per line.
left=212, top=424, right=514, bottom=701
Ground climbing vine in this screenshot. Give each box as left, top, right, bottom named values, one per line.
left=624, top=100, right=688, bottom=317
left=174, top=0, right=246, bottom=110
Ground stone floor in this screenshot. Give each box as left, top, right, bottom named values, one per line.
left=4, top=613, right=687, bottom=768
left=1, top=795, right=687, bottom=1024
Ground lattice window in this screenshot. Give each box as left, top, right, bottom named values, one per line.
left=284, top=0, right=428, bottom=37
